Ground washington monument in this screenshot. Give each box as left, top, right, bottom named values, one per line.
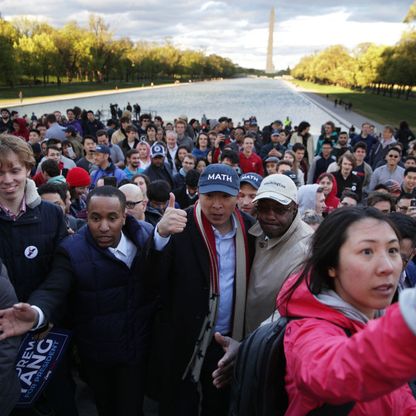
left=266, top=7, right=275, bottom=73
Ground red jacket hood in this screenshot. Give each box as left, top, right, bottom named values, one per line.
left=13, top=118, right=30, bottom=140
left=276, top=273, right=364, bottom=332
left=317, top=172, right=339, bottom=211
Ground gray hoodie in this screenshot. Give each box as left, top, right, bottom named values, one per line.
left=298, top=184, right=320, bottom=215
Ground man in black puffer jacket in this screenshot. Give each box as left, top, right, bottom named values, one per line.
left=1, top=186, right=158, bottom=416
left=0, top=135, right=76, bottom=416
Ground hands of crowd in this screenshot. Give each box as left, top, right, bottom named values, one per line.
left=0, top=302, right=37, bottom=340
left=157, top=193, right=187, bottom=238
left=212, top=332, right=240, bottom=389
left=214, top=136, right=225, bottom=148
left=268, top=148, right=282, bottom=158
left=407, top=207, right=416, bottom=219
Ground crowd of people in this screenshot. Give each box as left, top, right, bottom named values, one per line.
left=0, top=104, right=416, bottom=415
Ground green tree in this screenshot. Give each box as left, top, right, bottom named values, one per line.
left=0, top=18, right=19, bottom=86
left=354, top=43, right=386, bottom=88
left=87, top=15, right=113, bottom=81
left=4, top=13, right=238, bottom=87
left=404, top=1, right=416, bottom=23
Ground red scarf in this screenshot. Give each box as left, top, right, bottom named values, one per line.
left=183, top=201, right=249, bottom=382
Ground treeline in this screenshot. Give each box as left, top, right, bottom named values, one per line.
left=0, top=15, right=240, bottom=87
left=291, top=29, right=416, bottom=99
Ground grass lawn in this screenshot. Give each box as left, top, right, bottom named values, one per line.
left=0, top=80, right=174, bottom=105
left=291, top=79, right=416, bottom=131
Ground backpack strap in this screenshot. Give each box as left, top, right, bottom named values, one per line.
left=307, top=401, right=355, bottom=416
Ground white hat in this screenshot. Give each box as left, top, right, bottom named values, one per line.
left=253, top=174, right=298, bottom=205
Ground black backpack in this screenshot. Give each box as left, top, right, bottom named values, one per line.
left=229, top=317, right=355, bottom=416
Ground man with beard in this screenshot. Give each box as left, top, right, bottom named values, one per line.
left=0, top=108, right=13, bottom=134
left=123, top=149, right=142, bottom=180
left=143, top=144, right=174, bottom=188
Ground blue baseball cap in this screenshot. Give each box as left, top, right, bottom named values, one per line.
left=94, top=144, right=110, bottom=154
left=240, top=173, right=263, bottom=190
left=150, top=143, right=165, bottom=158
left=198, top=164, right=240, bottom=196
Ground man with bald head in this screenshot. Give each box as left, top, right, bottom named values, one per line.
left=119, top=183, right=146, bottom=221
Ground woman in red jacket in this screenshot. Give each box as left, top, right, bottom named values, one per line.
left=277, top=207, right=416, bottom=415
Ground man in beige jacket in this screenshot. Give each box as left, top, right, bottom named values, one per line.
left=245, top=174, right=313, bottom=333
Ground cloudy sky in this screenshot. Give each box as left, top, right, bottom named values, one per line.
left=1, top=0, right=413, bottom=70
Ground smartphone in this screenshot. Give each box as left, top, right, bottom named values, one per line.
left=66, top=147, right=76, bottom=159
left=411, top=199, right=416, bottom=207
left=103, top=176, right=117, bottom=187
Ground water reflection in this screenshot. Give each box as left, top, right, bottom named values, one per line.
left=13, top=78, right=336, bottom=134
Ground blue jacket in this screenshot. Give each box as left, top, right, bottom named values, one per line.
left=406, top=261, right=416, bottom=287
left=32, top=216, right=157, bottom=365
left=51, top=216, right=156, bottom=364
left=90, top=162, right=127, bottom=187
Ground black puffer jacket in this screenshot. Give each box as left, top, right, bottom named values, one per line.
left=0, top=263, right=21, bottom=416
left=0, top=180, right=67, bottom=302
left=31, top=216, right=158, bottom=365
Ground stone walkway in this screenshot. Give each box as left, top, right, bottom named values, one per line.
left=0, top=82, right=188, bottom=108
left=284, top=80, right=384, bottom=134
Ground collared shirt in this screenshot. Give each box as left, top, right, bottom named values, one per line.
left=213, top=218, right=237, bottom=334
left=167, top=145, right=178, bottom=160
left=0, top=198, right=26, bottom=221
left=167, top=145, right=178, bottom=173
left=186, top=189, right=198, bottom=200
left=382, top=139, right=395, bottom=148
left=107, top=232, right=137, bottom=268
left=153, top=215, right=237, bottom=335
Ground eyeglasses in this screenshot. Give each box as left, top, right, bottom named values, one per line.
left=398, top=206, right=409, bottom=212
left=388, top=155, right=400, bottom=159
left=126, top=200, right=143, bottom=209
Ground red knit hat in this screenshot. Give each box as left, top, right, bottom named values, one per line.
left=66, top=167, right=91, bottom=187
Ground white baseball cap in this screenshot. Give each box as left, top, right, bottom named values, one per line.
left=253, top=174, right=298, bottom=205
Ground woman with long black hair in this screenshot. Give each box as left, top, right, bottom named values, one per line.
left=278, top=207, right=416, bottom=415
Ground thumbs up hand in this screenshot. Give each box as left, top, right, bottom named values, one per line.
left=167, top=192, right=176, bottom=209
left=156, top=193, right=187, bottom=238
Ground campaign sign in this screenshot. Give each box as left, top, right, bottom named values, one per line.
left=15, top=328, right=71, bottom=407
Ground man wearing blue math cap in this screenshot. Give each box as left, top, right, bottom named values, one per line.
left=150, top=163, right=256, bottom=416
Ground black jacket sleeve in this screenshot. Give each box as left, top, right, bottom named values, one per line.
left=0, top=276, right=21, bottom=416
left=28, top=248, right=74, bottom=324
